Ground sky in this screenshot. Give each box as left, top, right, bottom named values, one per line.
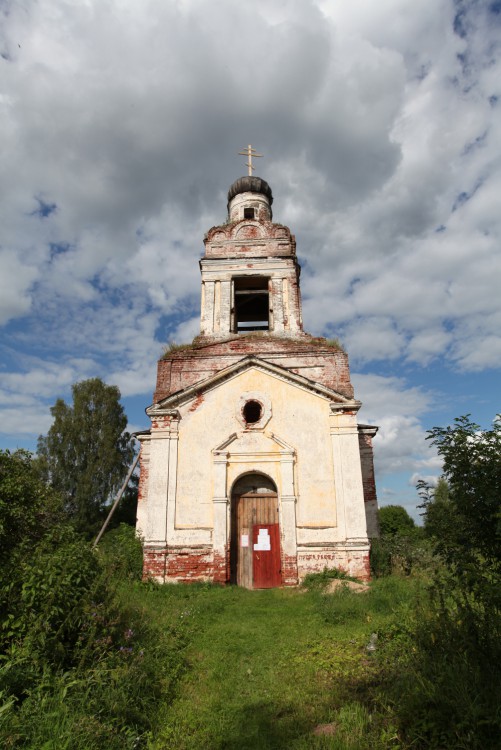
left=1, top=0, right=500, bottom=520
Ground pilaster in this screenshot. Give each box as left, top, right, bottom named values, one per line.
left=144, top=412, right=180, bottom=546
left=329, top=406, right=369, bottom=542
left=212, top=451, right=229, bottom=555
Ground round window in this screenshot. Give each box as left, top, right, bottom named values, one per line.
left=243, top=400, right=262, bottom=424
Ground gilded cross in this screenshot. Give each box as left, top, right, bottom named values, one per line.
left=238, top=144, right=263, bottom=176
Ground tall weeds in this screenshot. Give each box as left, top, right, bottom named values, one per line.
left=388, top=564, right=501, bottom=749
left=0, top=525, right=184, bottom=749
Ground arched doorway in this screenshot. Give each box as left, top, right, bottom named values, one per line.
left=230, top=473, right=282, bottom=589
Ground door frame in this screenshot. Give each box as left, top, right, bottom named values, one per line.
left=211, top=434, right=300, bottom=585
left=230, top=473, right=280, bottom=588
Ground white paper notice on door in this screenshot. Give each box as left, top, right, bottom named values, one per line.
left=253, top=528, right=271, bottom=551
left=241, top=534, right=249, bottom=548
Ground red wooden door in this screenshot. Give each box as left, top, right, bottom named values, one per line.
left=252, top=523, right=281, bottom=589
left=231, top=488, right=282, bottom=589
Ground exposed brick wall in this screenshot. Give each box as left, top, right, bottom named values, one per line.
left=165, top=548, right=214, bottom=582
left=143, top=547, right=167, bottom=581
left=143, top=545, right=299, bottom=587
left=359, top=431, right=377, bottom=504
left=144, top=546, right=372, bottom=585
left=204, top=220, right=296, bottom=259
left=297, top=547, right=371, bottom=582
left=154, top=336, right=354, bottom=403
left=348, top=551, right=371, bottom=582
left=358, top=428, right=380, bottom=538
left=282, top=554, right=299, bottom=586
left=213, top=550, right=230, bottom=584
left=137, top=442, right=149, bottom=505
left=143, top=546, right=229, bottom=584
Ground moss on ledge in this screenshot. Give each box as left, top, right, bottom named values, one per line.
left=161, top=333, right=345, bottom=359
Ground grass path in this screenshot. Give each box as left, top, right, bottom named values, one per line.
left=136, top=579, right=413, bottom=749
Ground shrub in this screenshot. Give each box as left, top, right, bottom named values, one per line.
left=378, top=505, right=415, bottom=536
left=392, top=567, right=501, bottom=749
left=0, top=449, right=64, bottom=567
left=370, top=534, right=435, bottom=578
left=389, top=416, right=501, bottom=748
left=97, top=524, right=143, bottom=581
left=0, top=452, right=177, bottom=749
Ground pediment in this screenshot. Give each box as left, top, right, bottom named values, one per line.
left=148, top=355, right=359, bottom=415
left=213, top=430, right=293, bottom=456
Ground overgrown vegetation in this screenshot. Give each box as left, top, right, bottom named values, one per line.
left=161, top=341, right=194, bottom=357
left=2, top=413, right=500, bottom=748
left=162, top=333, right=347, bottom=354
left=0, top=450, right=177, bottom=749
left=324, top=336, right=345, bottom=351
left=370, top=505, right=434, bottom=578
left=394, top=415, right=501, bottom=748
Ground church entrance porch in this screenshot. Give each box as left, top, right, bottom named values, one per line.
left=230, top=474, right=282, bottom=589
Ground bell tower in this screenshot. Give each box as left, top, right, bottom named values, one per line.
left=200, top=175, right=303, bottom=339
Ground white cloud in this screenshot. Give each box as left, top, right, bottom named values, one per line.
left=409, top=473, right=440, bottom=488
left=353, top=372, right=440, bottom=478
left=353, top=373, right=433, bottom=419
left=172, top=316, right=200, bottom=344
left=0, top=406, right=53, bottom=437
left=0, top=0, right=499, bottom=498
left=0, top=249, right=39, bottom=324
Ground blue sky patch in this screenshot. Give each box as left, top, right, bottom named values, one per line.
left=32, top=198, right=57, bottom=218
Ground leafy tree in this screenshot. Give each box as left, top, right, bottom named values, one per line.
left=420, top=414, right=501, bottom=568
left=371, top=505, right=428, bottom=577
left=0, top=450, right=98, bottom=667
left=419, top=476, right=452, bottom=540
left=399, top=415, right=501, bottom=748
left=37, top=378, right=136, bottom=535
left=0, top=450, right=157, bottom=750
left=0, top=449, right=63, bottom=567
left=433, top=475, right=450, bottom=504
left=378, top=504, right=416, bottom=537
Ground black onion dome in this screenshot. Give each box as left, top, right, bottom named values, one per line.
left=227, top=176, right=273, bottom=205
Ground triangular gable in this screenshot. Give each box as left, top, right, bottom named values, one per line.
left=147, top=355, right=360, bottom=415
left=213, top=429, right=294, bottom=456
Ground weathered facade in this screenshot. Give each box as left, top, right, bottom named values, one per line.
left=137, top=175, right=379, bottom=586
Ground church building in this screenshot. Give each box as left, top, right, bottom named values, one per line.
left=136, top=154, right=379, bottom=587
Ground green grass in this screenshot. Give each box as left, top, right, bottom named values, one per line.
left=119, top=576, right=418, bottom=749
left=0, top=569, right=422, bottom=749
left=3, top=519, right=498, bottom=748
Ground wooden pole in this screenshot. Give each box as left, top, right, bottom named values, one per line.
left=93, top=452, right=140, bottom=548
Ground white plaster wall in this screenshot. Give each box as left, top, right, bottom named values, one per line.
left=174, top=368, right=337, bottom=533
